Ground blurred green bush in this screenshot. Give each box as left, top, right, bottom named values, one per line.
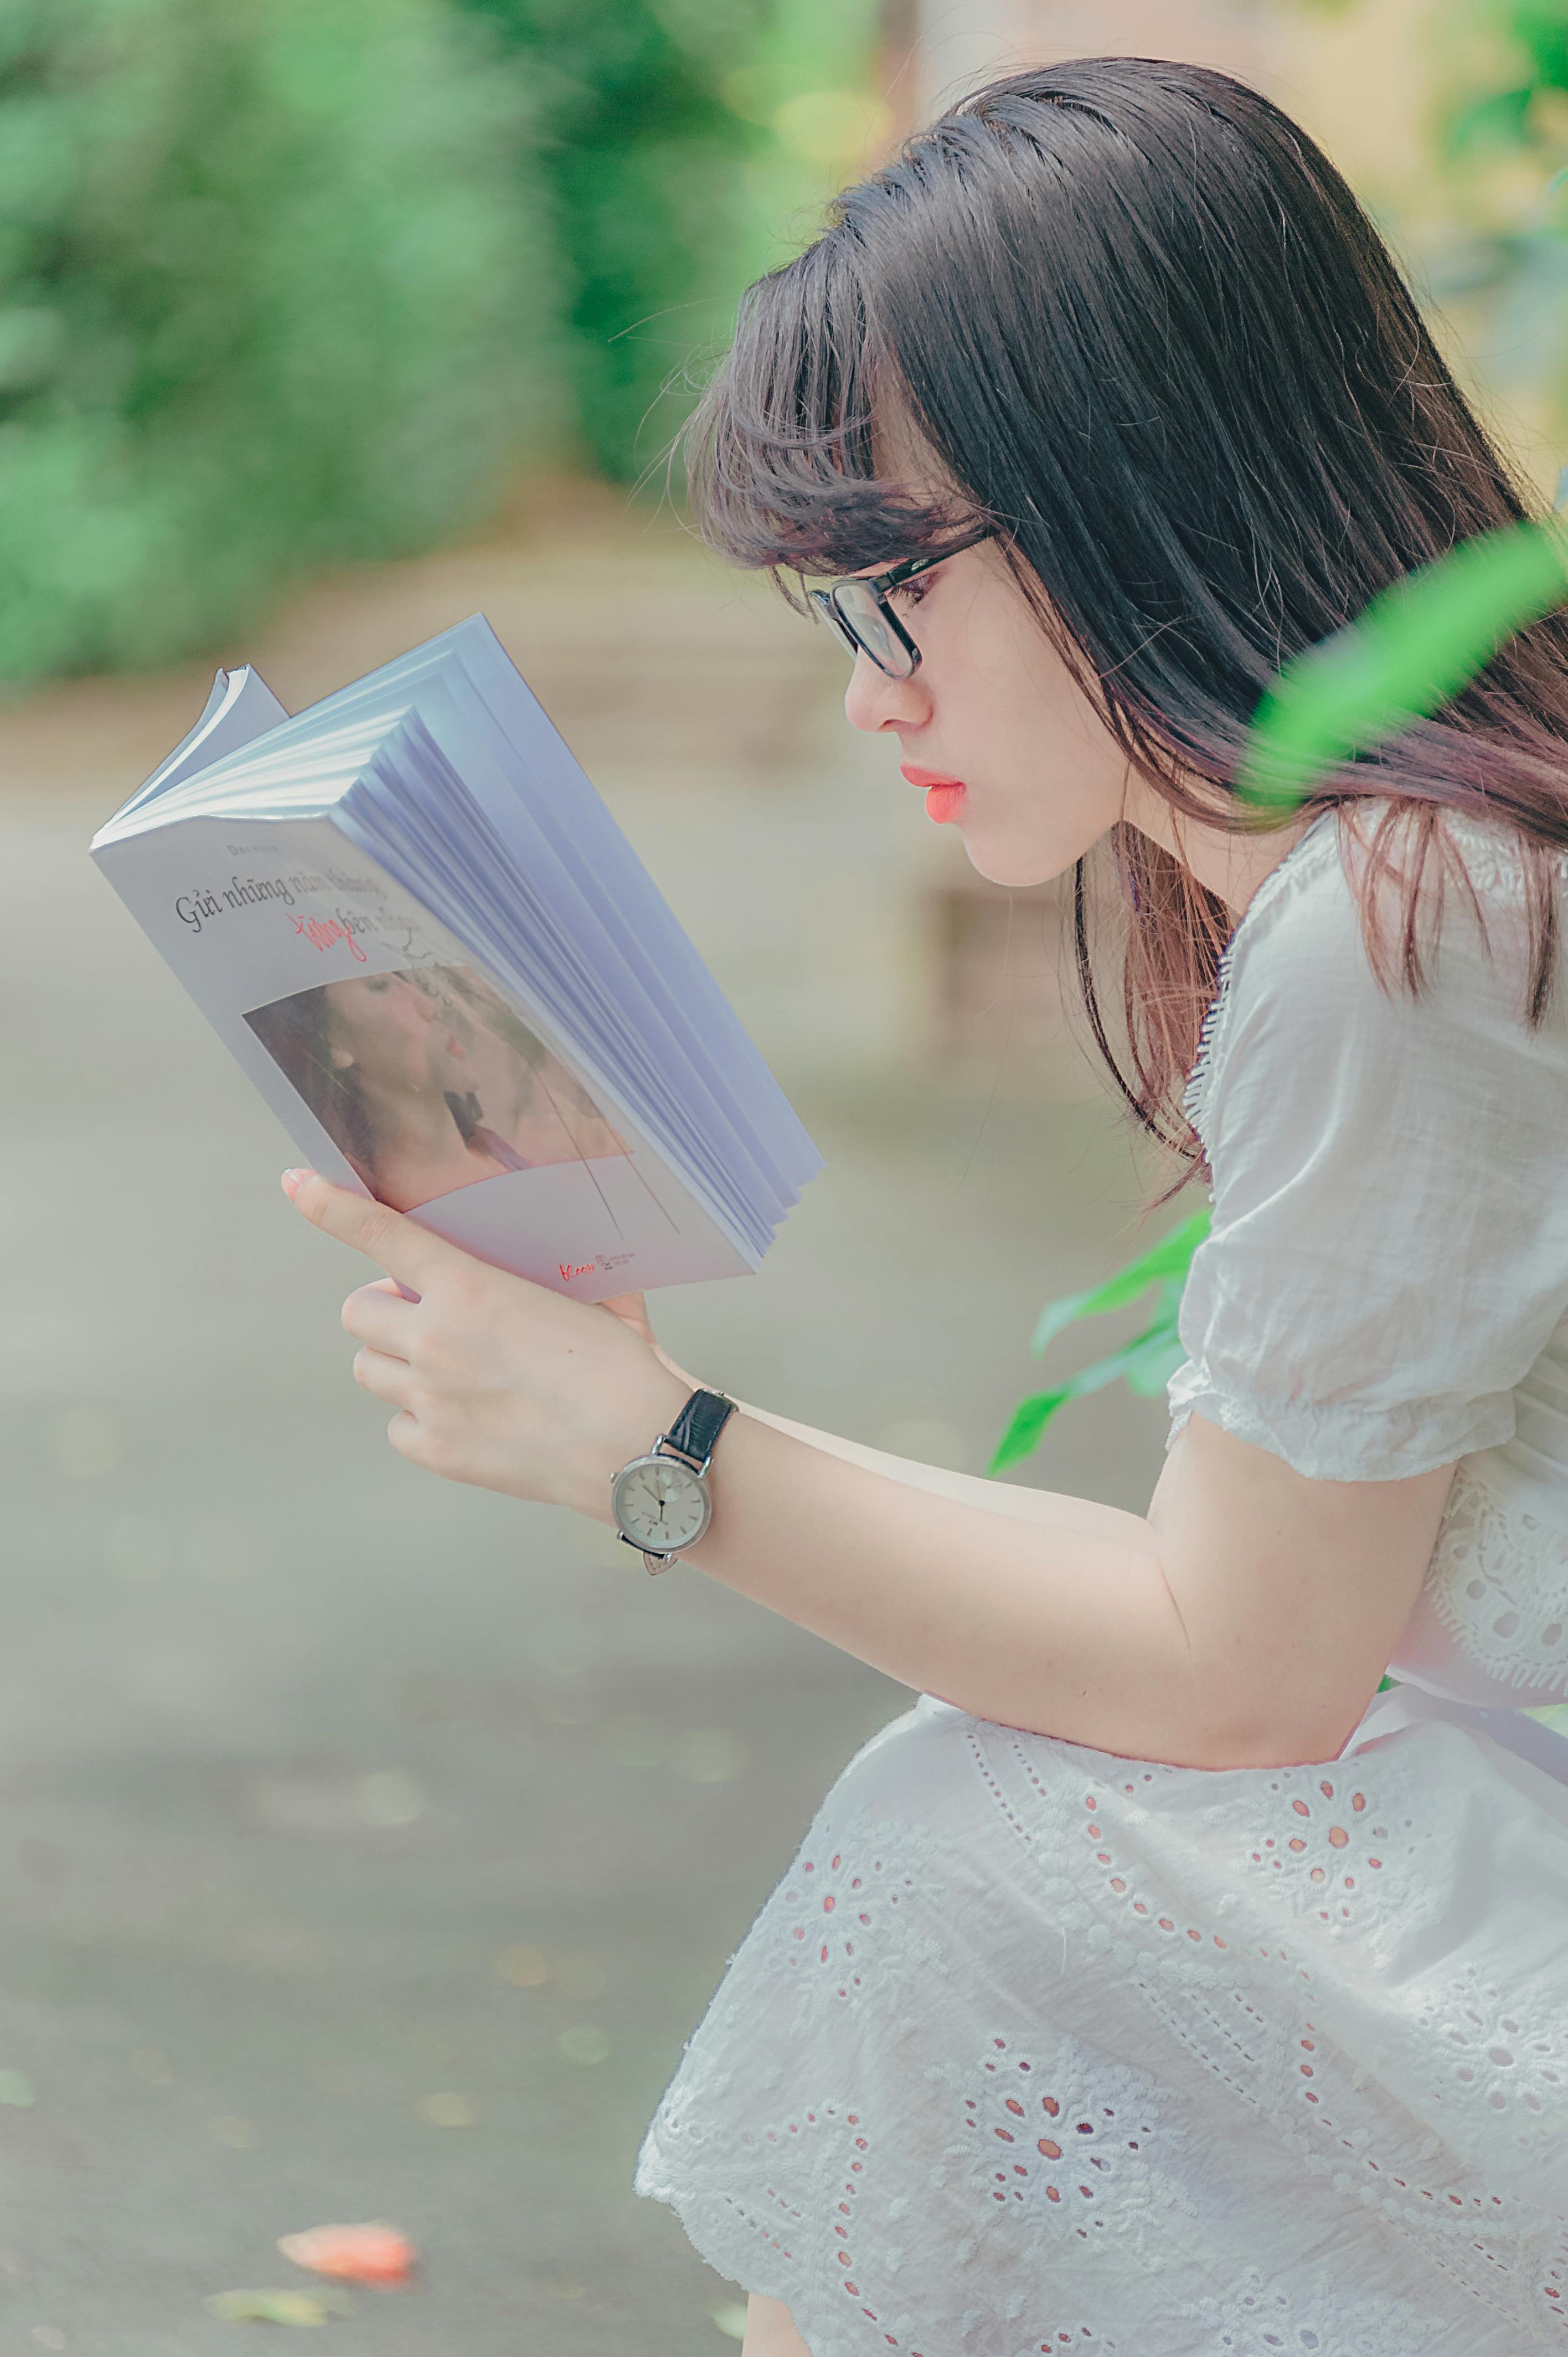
left=1445, top=0, right=1568, bottom=159
left=1296, top=0, right=1568, bottom=471
left=0, top=0, right=559, bottom=681
left=455, top=0, right=767, bottom=484
left=1430, top=0, right=1568, bottom=442
left=0, top=0, right=887, bottom=681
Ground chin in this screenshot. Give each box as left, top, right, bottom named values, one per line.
left=961, top=831, right=1081, bottom=891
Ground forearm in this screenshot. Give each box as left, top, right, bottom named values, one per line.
left=733, top=1394, right=1155, bottom=1537
left=604, top=1356, right=1409, bottom=1767
left=651, top=1351, right=1142, bottom=1541
left=615, top=1392, right=1217, bottom=1764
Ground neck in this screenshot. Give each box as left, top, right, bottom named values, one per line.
left=1122, top=773, right=1313, bottom=919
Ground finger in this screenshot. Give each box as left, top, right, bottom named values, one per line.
left=282, top=1169, right=450, bottom=1291
left=342, top=1281, right=417, bottom=1355
left=386, top=1407, right=422, bottom=1462
left=353, top=1345, right=415, bottom=1410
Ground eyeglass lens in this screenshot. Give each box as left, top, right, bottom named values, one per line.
left=829, top=580, right=916, bottom=679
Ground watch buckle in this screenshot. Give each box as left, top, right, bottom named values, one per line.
left=654, top=1434, right=709, bottom=1476
left=618, top=1530, right=675, bottom=1574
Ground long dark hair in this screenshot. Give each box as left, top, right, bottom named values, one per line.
left=244, top=984, right=380, bottom=1183
left=680, top=56, right=1568, bottom=1173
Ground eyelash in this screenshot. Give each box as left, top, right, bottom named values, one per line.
left=890, top=571, right=935, bottom=609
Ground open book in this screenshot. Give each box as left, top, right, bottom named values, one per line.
left=91, top=615, right=821, bottom=1299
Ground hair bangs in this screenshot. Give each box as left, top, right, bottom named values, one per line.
left=679, top=224, right=983, bottom=599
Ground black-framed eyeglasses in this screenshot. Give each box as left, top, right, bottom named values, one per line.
left=807, top=524, right=996, bottom=679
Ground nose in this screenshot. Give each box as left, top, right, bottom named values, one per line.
left=843, top=647, right=932, bottom=735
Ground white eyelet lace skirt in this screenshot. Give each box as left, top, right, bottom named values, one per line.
left=634, top=1685, right=1568, bottom=2356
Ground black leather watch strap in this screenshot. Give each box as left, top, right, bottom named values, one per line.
left=661, top=1386, right=736, bottom=1469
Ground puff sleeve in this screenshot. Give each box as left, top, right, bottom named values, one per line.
left=1165, top=815, right=1568, bottom=1481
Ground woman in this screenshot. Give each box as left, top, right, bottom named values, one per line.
left=250, top=964, right=627, bottom=1207
left=248, top=967, right=518, bottom=1208
left=283, top=59, right=1568, bottom=2352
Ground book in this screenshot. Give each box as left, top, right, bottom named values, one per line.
left=90, top=613, right=822, bottom=1300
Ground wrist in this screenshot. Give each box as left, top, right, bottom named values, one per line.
left=653, top=1341, right=701, bottom=1390
left=605, top=1379, right=739, bottom=1570
left=577, top=1357, right=691, bottom=1527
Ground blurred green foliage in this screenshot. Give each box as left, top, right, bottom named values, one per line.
left=0, top=0, right=888, bottom=680
left=0, top=0, right=560, bottom=681
left=717, top=0, right=897, bottom=292
left=1288, top=0, right=1568, bottom=464
left=453, top=0, right=767, bottom=483
left=1446, top=0, right=1568, bottom=158
left=1422, top=0, right=1568, bottom=439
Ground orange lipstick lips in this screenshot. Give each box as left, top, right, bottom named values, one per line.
left=900, top=763, right=968, bottom=824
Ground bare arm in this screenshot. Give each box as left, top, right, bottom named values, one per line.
left=293, top=1192, right=1453, bottom=1780
left=728, top=1391, right=1150, bottom=1542
left=648, top=1347, right=1452, bottom=1769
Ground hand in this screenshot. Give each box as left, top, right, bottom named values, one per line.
left=281, top=1169, right=687, bottom=1520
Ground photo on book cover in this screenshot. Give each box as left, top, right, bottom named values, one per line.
left=243, top=960, right=632, bottom=1213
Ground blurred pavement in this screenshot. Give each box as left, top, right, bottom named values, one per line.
left=0, top=492, right=1169, bottom=2354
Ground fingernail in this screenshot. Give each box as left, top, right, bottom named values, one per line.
left=280, top=1167, right=318, bottom=1201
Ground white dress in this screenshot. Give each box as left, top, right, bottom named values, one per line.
left=634, top=806, right=1568, bottom=2355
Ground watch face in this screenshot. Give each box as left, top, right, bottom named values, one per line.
left=612, top=1455, right=709, bottom=1552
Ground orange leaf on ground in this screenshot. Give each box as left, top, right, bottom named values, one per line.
left=277, top=2223, right=416, bottom=2286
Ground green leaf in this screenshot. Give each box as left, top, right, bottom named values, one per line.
left=990, top=1211, right=1211, bottom=1473
left=989, top=1318, right=1189, bottom=1473
left=1236, top=519, right=1568, bottom=811
left=1029, top=1211, right=1210, bottom=1354
left=1121, top=1327, right=1190, bottom=1397
left=988, top=1387, right=1078, bottom=1473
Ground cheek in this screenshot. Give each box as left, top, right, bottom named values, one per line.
left=962, top=682, right=1128, bottom=887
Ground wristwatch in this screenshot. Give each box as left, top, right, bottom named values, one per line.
left=609, top=1387, right=737, bottom=1574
